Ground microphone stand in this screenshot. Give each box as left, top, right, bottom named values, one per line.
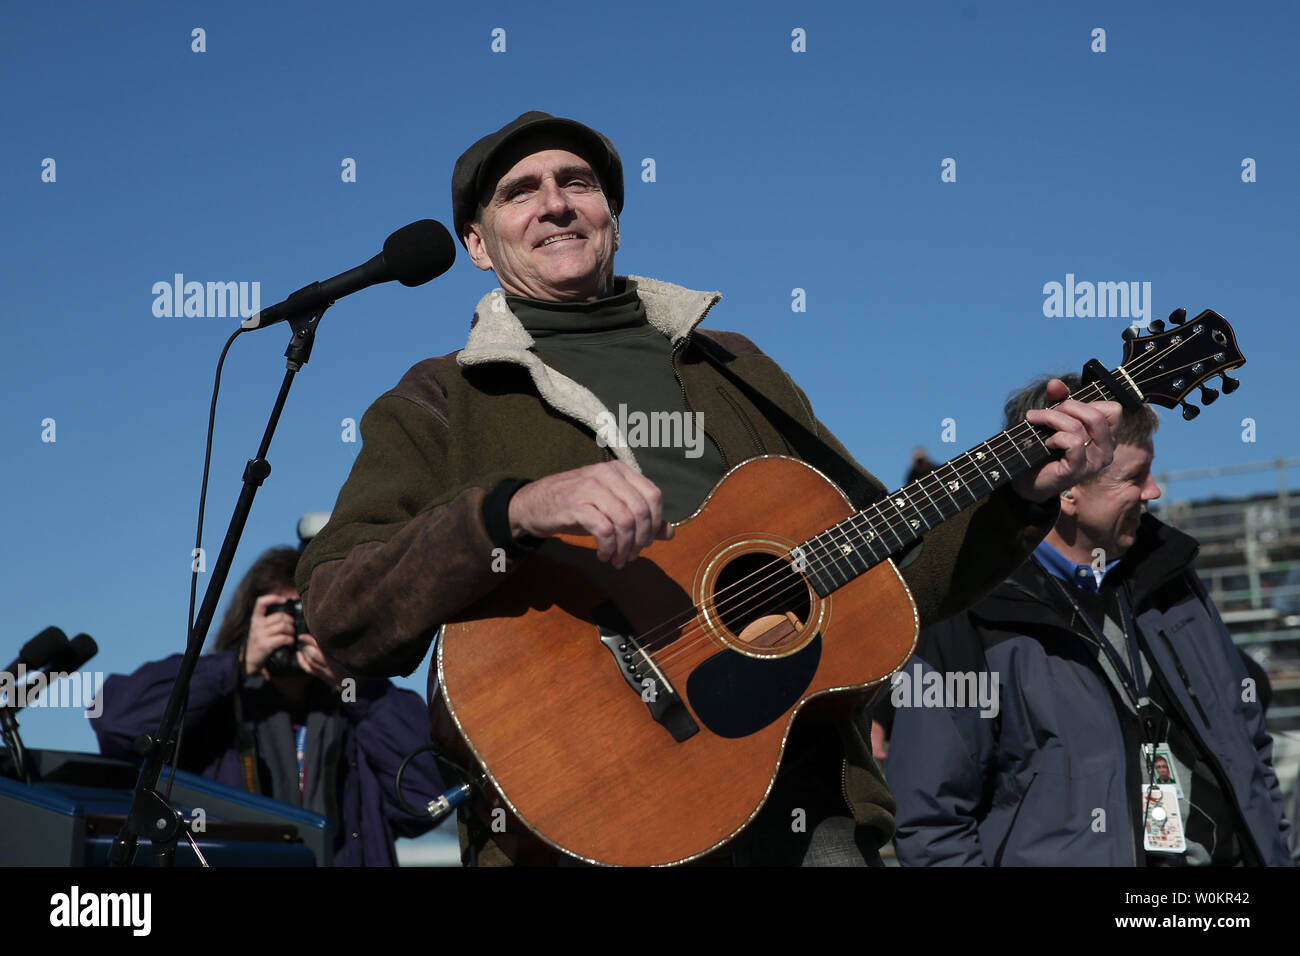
left=110, top=307, right=327, bottom=867
left=0, top=705, right=33, bottom=785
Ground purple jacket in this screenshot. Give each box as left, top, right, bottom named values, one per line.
left=89, top=650, right=444, bottom=866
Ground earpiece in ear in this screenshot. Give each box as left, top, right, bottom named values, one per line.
left=1062, top=489, right=1074, bottom=500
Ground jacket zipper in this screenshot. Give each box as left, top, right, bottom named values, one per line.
left=715, top=386, right=765, bottom=455
left=1155, top=628, right=1211, bottom=726
left=841, top=758, right=853, bottom=814
left=993, top=772, right=1037, bottom=867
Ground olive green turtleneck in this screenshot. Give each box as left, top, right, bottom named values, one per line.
left=506, top=279, right=727, bottom=521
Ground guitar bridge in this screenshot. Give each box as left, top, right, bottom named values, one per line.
left=594, top=602, right=698, bottom=744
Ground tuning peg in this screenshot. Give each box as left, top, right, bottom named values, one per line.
left=1122, top=325, right=1140, bottom=341
left=1180, top=401, right=1200, bottom=421
left=1199, top=384, right=1219, bottom=405
left=1149, top=319, right=1166, bottom=333
left=1220, top=372, right=1239, bottom=394
left=1169, top=307, right=1187, bottom=325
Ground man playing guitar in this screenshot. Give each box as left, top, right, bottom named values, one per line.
left=295, top=111, right=1120, bottom=866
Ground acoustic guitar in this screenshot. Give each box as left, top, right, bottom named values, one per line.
left=432, top=309, right=1245, bottom=865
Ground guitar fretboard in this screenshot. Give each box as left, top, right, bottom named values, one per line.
left=800, top=380, right=1112, bottom=597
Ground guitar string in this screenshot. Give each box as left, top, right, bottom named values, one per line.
left=633, top=332, right=1211, bottom=672
left=641, top=334, right=1208, bottom=672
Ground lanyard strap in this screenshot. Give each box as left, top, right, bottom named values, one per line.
left=1039, top=564, right=1176, bottom=861
left=1114, top=584, right=1151, bottom=706
left=232, top=654, right=262, bottom=794
left=1039, top=567, right=1163, bottom=746
left=295, top=723, right=308, bottom=795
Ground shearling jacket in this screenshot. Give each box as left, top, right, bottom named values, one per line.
left=296, top=275, right=1058, bottom=864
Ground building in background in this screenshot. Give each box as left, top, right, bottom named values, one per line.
left=1154, top=459, right=1300, bottom=734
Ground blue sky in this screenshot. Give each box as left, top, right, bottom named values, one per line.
left=3, top=0, right=1297, bottom=762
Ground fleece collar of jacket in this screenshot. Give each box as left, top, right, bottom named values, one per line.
left=456, top=275, right=721, bottom=473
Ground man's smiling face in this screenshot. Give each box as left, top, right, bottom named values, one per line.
left=1067, top=440, right=1161, bottom=558
left=464, top=136, right=619, bottom=302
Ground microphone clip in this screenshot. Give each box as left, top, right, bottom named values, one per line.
left=284, top=301, right=330, bottom=371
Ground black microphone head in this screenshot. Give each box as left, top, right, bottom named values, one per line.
left=18, top=627, right=69, bottom=670
left=382, top=220, right=456, bottom=287
left=47, top=634, right=98, bottom=672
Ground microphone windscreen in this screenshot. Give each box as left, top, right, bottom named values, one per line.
left=383, top=220, right=456, bottom=287
left=36, top=633, right=97, bottom=675
left=57, top=634, right=99, bottom=671
left=18, top=627, right=69, bottom=670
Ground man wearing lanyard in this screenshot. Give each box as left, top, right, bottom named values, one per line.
left=886, top=373, right=1294, bottom=866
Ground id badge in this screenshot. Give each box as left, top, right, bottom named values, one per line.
left=1141, top=783, right=1186, bottom=853
left=1142, top=742, right=1183, bottom=799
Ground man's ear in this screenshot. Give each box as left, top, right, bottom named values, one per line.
left=463, top=222, right=495, bottom=273
left=1060, top=488, right=1078, bottom=514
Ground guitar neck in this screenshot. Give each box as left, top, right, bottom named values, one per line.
left=800, top=378, right=1119, bottom=597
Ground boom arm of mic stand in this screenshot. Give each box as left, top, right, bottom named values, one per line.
left=109, top=306, right=329, bottom=867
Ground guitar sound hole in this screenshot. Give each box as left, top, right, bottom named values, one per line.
left=712, top=552, right=812, bottom=653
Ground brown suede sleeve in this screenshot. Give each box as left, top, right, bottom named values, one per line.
left=296, top=393, right=523, bottom=679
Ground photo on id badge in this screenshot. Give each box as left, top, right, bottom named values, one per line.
left=1142, top=743, right=1183, bottom=798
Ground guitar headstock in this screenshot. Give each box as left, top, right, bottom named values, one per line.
left=1118, top=308, right=1245, bottom=420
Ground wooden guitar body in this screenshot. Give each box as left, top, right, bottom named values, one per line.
left=433, top=456, right=919, bottom=866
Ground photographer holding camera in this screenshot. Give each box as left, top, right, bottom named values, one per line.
left=90, top=546, right=443, bottom=866
left=247, top=592, right=335, bottom=682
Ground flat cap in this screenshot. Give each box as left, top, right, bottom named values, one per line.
left=451, top=111, right=623, bottom=247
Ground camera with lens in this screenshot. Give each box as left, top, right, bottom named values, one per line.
left=263, top=599, right=308, bottom=675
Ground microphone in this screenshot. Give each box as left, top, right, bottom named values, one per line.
left=45, top=634, right=98, bottom=674
left=4, top=634, right=99, bottom=715
left=3, top=627, right=69, bottom=678
left=1, top=627, right=67, bottom=783
left=242, top=219, right=456, bottom=330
